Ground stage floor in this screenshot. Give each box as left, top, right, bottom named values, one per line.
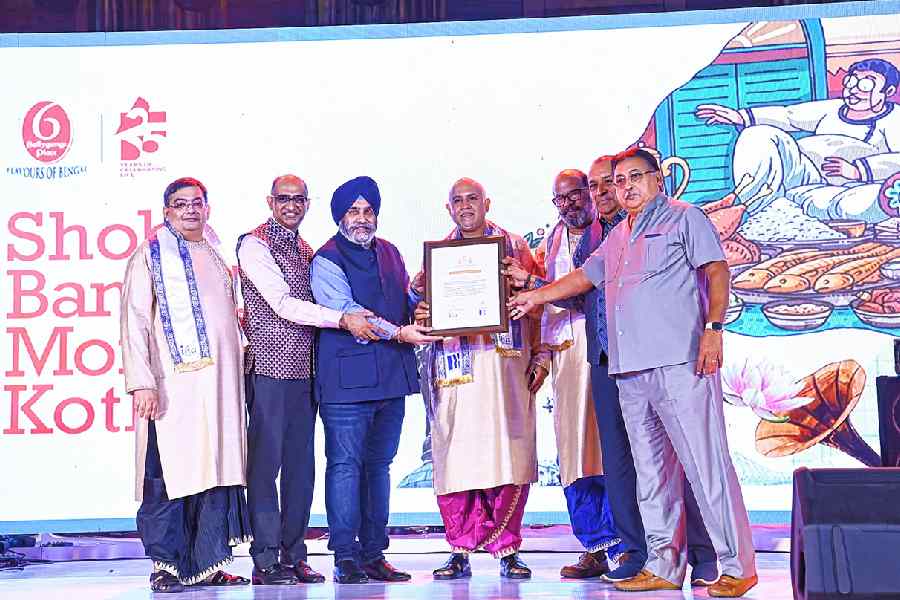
left=1, top=551, right=790, bottom=599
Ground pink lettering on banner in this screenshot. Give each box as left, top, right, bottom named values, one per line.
left=6, top=210, right=153, bottom=263
left=2, top=385, right=135, bottom=436
left=3, top=209, right=160, bottom=437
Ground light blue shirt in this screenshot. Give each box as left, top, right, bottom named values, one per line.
left=311, top=254, right=420, bottom=342
left=582, top=194, right=726, bottom=375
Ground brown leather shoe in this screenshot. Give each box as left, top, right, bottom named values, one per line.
left=560, top=551, right=609, bottom=579
left=613, top=569, right=680, bottom=592
left=708, top=574, right=758, bottom=597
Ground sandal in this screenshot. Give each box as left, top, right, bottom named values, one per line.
left=200, top=570, right=250, bottom=586
left=150, top=570, right=184, bottom=593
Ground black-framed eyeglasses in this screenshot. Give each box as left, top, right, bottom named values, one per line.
left=551, top=187, right=587, bottom=208
left=273, top=194, right=308, bottom=205
left=614, top=170, right=657, bottom=188
left=167, top=199, right=206, bottom=211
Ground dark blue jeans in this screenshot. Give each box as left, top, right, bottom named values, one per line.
left=319, top=398, right=405, bottom=564
left=590, top=359, right=716, bottom=567
left=246, top=375, right=317, bottom=569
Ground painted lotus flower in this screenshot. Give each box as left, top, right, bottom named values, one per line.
left=721, top=359, right=813, bottom=422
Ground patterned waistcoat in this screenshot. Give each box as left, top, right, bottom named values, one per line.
left=239, top=219, right=316, bottom=379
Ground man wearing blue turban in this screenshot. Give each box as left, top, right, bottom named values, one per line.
left=310, top=176, right=438, bottom=584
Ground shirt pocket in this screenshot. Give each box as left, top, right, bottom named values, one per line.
left=337, top=347, right=379, bottom=389
left=642, top=233, right=672, bottom=273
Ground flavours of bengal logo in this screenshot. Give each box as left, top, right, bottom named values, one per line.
left=22, top=101, right=72, bottom=163
left=116, top=97, right=167, bottom=161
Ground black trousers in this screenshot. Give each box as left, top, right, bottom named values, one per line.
left=246, top=374, right=317, bottom=568
left=136, top=421, right=250, bottom=583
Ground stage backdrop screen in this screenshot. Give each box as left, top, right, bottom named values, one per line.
left=2, top=0, right=898, bottom=532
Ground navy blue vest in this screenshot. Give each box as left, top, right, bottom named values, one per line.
left=314, top=234, right=419, bottom=403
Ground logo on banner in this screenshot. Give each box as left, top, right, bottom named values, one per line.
left=115, top=97, right=167, bottom=178
left=22, top=101, right=72, bottom=163
left=5, top=101, right=87, bottom=180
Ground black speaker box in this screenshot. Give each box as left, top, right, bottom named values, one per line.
left=792, top=467, right=900, bottom=599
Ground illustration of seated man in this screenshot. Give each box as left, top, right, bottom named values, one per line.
left=696, top=58, right=900, bottom=223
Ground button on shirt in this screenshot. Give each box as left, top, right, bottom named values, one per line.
left=581, top=194, right=726, bottom=375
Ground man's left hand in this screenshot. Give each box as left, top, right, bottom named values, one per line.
left=526, top=362, right=549, bottom=393
left=696, top=330, right=723, bottom=375
left=822, top=156, right=861, bottom=181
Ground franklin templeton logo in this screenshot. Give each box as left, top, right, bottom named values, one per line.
left=116, top=97, right=167, bottom=178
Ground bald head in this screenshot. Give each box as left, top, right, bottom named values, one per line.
left=554, top=169, right=588, bottom=191
left=271, top=174, right=307, bottom=196
left=449, top=177, right=486, bottom=203
left=267, top=173, right=309, bottom=231
left=447, top=177, right=491, bottom=238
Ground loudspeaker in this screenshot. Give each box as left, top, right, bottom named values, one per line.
left=876, top=376, right=900, bottom=467
left=791, top=467, right=900, bottom=599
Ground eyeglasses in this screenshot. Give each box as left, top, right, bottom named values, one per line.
left=843, top=74, right=877, bottom=93
left=614, top=170, right=657, bottom=188
left=551, top=187, right=587, bottom=208
left=167, top=199, right=206, bottom=211
left=272, top=194, right=308, bottom=205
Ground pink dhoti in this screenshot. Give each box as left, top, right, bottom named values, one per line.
left=436, top=484, right=530, bottom=558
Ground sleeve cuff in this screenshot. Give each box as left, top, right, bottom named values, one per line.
left=855, top=157, right=874, bottom=183
left=581, top=258, right=604, bottom=287
left=322, top=307, right=343, bottom=329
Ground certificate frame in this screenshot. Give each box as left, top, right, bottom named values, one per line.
left=424, top=237, right=510, bottom=337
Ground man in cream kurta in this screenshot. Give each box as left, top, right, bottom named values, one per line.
left=122, top=177, right=251, bottom=593
left=533, top=170, right=621, bottom=578
left=414, top=178, right=551, bottom=581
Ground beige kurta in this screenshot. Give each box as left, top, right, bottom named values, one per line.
left=535, top=227, right=604, bottom=488
left=121, top=238, right=248, bottom=501
left=430, top=232, right=551, bottom=496
left=547, top=311, right=603, bottom=487
left=431, top=324, right=546, bottom=496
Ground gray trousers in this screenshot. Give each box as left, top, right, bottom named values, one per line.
left=616, top=361, right=756, bottom=584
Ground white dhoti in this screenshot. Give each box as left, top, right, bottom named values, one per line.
left=549, top=317, right=603, bottom=488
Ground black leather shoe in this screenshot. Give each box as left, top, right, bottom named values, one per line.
left=251, top=563, right=299, bottom=585
left=282, top=560, right=325, bottom=584
left=433, top=553, right=472, bottom=580
left=333, top=559, right=369, bottom=584
left=149, top=570, right=184, bottom=593
left=362, top=558, right=411, bottom=582
left=500, top=554, right=532, bottom=579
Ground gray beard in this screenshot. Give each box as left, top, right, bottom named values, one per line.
left=562, top=209, right=593, bottom=230
left=339, top=222, right=376, bottom=247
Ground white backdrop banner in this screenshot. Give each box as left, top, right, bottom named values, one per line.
left=2, top=0, right=898, bottom=529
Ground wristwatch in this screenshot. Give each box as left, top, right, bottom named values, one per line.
left=705, top=321, right=723, bottom=332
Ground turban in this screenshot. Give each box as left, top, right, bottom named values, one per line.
left=331, top=176, right=381, bottom=224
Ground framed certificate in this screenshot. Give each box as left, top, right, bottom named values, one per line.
left=424, top=237, right=510, bottom=337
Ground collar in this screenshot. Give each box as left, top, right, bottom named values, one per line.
left=838, top=101, right=895, bottom=125
left=601, top=210, right=626, bottom=228
left=268, top=217, right=298, bottom=239
left=628, top=194, right=666, bottom=241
